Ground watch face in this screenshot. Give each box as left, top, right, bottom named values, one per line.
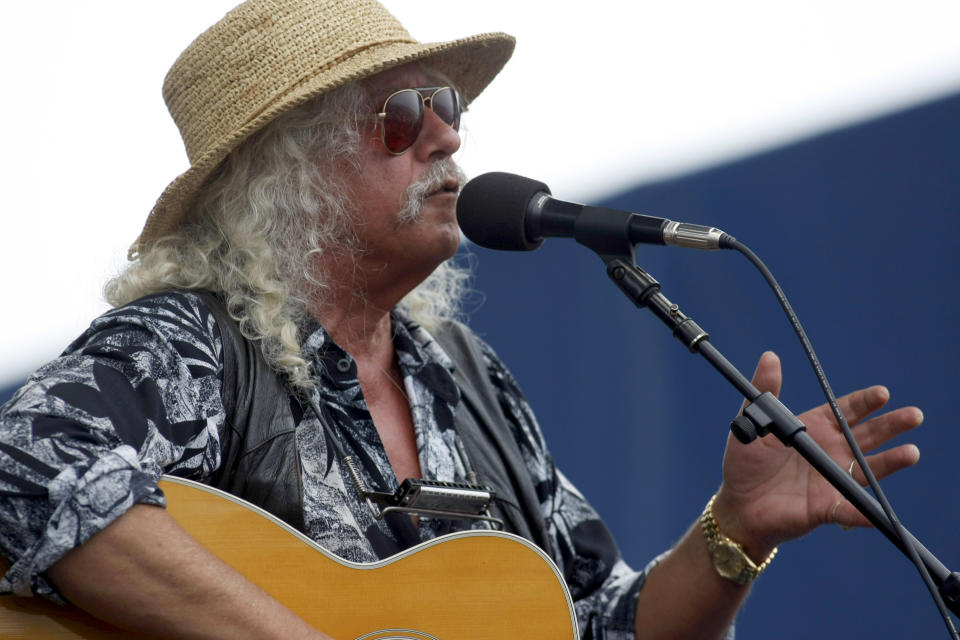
left=713, top=541, right=746, bottom=579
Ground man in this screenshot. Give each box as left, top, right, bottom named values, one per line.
left=0, top=1, right=922, bottom=638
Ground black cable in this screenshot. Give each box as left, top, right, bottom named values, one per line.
left=723, top=236, right=957, bottom=638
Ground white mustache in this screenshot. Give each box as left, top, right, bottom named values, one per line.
left=396, top=159, right=466, bottom=225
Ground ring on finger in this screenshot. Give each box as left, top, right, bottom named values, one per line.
left=842, top=461, right=858, bottom=531
left=831, top=500, right=854, bottom=531
left=830, top=500, right=842, bottom=524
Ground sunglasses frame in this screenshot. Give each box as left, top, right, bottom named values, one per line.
left=376, top=86, right=462, bottom=155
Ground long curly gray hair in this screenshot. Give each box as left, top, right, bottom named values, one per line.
left=105, top=79, right=470, bottom=389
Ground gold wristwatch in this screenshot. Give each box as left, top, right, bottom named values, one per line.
left=700, top=494, right=778, bottom=585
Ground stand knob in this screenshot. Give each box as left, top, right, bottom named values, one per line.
left=730, top=415, right=759, bottom=444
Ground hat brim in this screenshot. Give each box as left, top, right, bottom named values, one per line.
left=130, top=32, right=515, bottom=259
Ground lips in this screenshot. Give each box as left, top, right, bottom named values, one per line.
left=426, top=177, right=460, bottom=198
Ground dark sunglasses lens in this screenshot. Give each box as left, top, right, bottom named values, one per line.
left=430, top=88, right=460, bottom=130
left=383, top=90, right=423, bottom=153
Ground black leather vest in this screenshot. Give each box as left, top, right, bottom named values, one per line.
left=197, top=292, right=550, bottom=553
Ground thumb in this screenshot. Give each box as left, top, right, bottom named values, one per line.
left=741, top=351, right=782, bottom=412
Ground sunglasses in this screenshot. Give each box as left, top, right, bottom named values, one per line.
left=376, top=86, right=462, bottom=155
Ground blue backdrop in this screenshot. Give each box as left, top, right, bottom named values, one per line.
left=2, top=91, right=958, bottom=637
left=464, top=90, right=960, bottom=637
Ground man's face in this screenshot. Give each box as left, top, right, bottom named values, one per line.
left=344, top=63, right=464, bottom=283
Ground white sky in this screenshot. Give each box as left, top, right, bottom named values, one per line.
left=3, top=1, right=960, bottom=385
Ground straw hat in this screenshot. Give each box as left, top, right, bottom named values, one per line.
left=129, top=0, right=514, bottom=259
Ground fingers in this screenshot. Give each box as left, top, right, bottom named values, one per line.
left=803, top=385, right=920, bottom=442
left=834, top=385, right=891, bottom=427
left=828, top=499, right=873, bottom=529
left=852, top=406, right=924, bottom=453
left=827, top=445, right=920, bottom=528
left=847, top=444, right=920, bottom=484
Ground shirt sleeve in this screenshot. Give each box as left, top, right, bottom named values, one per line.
left=0, top=291, right=226, bottom=600
left=475, top=337, right=659, bottom=640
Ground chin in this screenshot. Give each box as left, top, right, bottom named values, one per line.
left=426, top=229, right=461, bottom=264
left=417, top=205, right=461, bottom=247
left=393, top=203, right=461, bottom=266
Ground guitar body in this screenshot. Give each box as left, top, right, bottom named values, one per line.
left=0, top=476, right=579, bottom=639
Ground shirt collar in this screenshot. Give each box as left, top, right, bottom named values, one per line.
left=299, top=308, right=457, bottom=389
left=392, top=307, right=455, bottom=374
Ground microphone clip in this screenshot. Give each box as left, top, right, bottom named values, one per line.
left=606, top=258, right=710, bottom=353
left=573, top=206, right=639, bottom=262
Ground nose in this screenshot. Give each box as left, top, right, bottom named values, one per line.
left=415, top=107, right=461, bottom=160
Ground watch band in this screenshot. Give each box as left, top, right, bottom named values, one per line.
left=700, top=494, right=778, bottom=585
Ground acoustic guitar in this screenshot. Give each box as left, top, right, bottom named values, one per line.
left=0, top=476, right=579, bottom=639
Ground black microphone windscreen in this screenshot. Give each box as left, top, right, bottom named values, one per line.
left=456, top=172, right=549, bottom=251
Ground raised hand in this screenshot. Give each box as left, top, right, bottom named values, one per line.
left=712, top=351, right=923, bottom=557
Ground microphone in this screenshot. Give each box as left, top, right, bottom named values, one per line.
left=456, top=171, right=732, bottom=253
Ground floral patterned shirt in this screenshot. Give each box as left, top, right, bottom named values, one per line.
left=0, top=291, right=653, bottom=638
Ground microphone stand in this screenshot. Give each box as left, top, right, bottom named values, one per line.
left=566, top=204, right=960, bottom=614
left=601, top=252, right=960, bottom=616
